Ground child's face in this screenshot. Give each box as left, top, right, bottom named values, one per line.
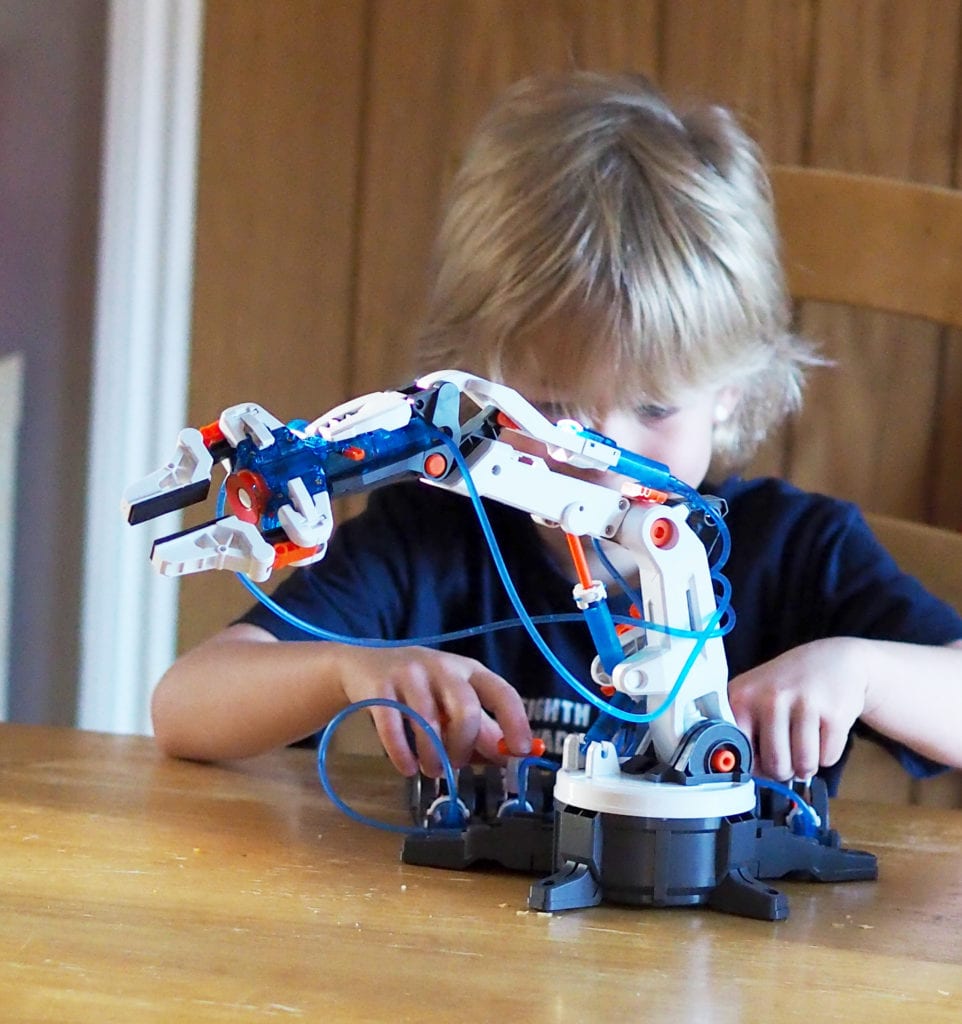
left=593, top=391, right=730, bottom=489
left=504, top=376, right=736, bottom=491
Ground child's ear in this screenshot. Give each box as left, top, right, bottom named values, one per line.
left=713, top=385, right=741, bottom=425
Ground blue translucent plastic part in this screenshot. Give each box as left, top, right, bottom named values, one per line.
left=231, top=417, right=444, bottom=532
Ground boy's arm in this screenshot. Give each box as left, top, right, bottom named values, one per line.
left=859, top=638, right=962, bottom=767
left=728, top=637, right=962, bottom=781
left=150, top=622, right=533, bottom=774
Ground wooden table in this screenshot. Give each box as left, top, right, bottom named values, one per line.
left=1, top=725, right=961, bottom=1023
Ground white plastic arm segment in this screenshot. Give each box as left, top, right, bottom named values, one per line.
left=277, top=478, right=334, bottom=550
left=121, top=427, right=213, bottom=519
left=426, top=438, right=630, bottom=539
left=151, top=516, right=276, bottom=582
left=606, top=501, right=733, bottom=763
left=304, top=390, right=413, bottom=442
left=218, top=403, right=285, bottom=449
left=416, top=369, right=620, bottom=471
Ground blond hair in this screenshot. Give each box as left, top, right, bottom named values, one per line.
left=415, top=71, right=815, bottom=476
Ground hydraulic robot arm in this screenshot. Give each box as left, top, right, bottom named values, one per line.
left=124, top=369, right=876, bottom=920
left=124, top=370, right=736, bottom=772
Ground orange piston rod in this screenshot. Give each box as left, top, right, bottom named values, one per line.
left=565, top=531, right=594, bottom=589
left=560, top=485, right=670, bottom=589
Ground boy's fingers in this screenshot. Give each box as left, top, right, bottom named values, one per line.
left=369, top=705, right=419, bottom=777
left=820, top=718, right=849, bottom=770
left=730, top=701, right=757, bottom=769
left=436, top=699, right=483, bottom=769
left=789, top=706, right=820, bottom=781
left=472, top=713, right=508, bottom=762
left=387, top=680, right=448, bottom=777
left=405, top=702, right=447, bottom=777
left=471, top=669, right=531, bottom=754
left=758, top=702, right=791, bottom=781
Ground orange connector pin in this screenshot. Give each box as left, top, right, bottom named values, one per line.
left=709, top=747, right=738, bottom=773
left=621, top=482, right=669, bottom=505
left=199, top=420, right=226, bottom=448
left=423, top=452, right=448, bottom=478
left=272, top=541, right=321, bottom=570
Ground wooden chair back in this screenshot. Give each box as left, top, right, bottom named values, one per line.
left=770, top=166, right=962, bottom=807
left=771, top=166, right=962, bottom=328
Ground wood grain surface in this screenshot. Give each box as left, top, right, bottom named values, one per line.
left=2, top=725, right=961, bottom=1023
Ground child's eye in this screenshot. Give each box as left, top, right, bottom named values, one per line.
left=635, top=403, right=679, bottom=422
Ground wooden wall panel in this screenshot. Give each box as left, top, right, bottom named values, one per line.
left=353, top=0, right=659, bottom=394
left=180, top=1, right=366, bottom=651
left=657, top=0, right=815, bottom=478
left=788, top=0, right=962, bottom=521
left=933, top=340, right=962, bottom=530
left=932, top=61, right=962, bottom=531
left=657, top=0, right=814, bottom=162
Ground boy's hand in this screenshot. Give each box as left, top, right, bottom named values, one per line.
left=334, top=645, right=533, bottom=777
left=727, top=637, right=869, bottom=781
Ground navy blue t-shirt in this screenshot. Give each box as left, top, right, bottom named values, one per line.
left=238, top=477, right=962, bottom=790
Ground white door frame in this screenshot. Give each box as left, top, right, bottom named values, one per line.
left=79, top=0, right=204, bottom=734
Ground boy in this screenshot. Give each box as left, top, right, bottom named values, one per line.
left=151, top=72, right=962, bottom=791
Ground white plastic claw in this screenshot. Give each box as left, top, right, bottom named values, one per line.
left=121, top=428, right=213, bottom=520
left=151, top=516, right=276, bottom=581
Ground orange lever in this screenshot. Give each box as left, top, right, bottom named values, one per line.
left=497, top=738, right=547, bottom=757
